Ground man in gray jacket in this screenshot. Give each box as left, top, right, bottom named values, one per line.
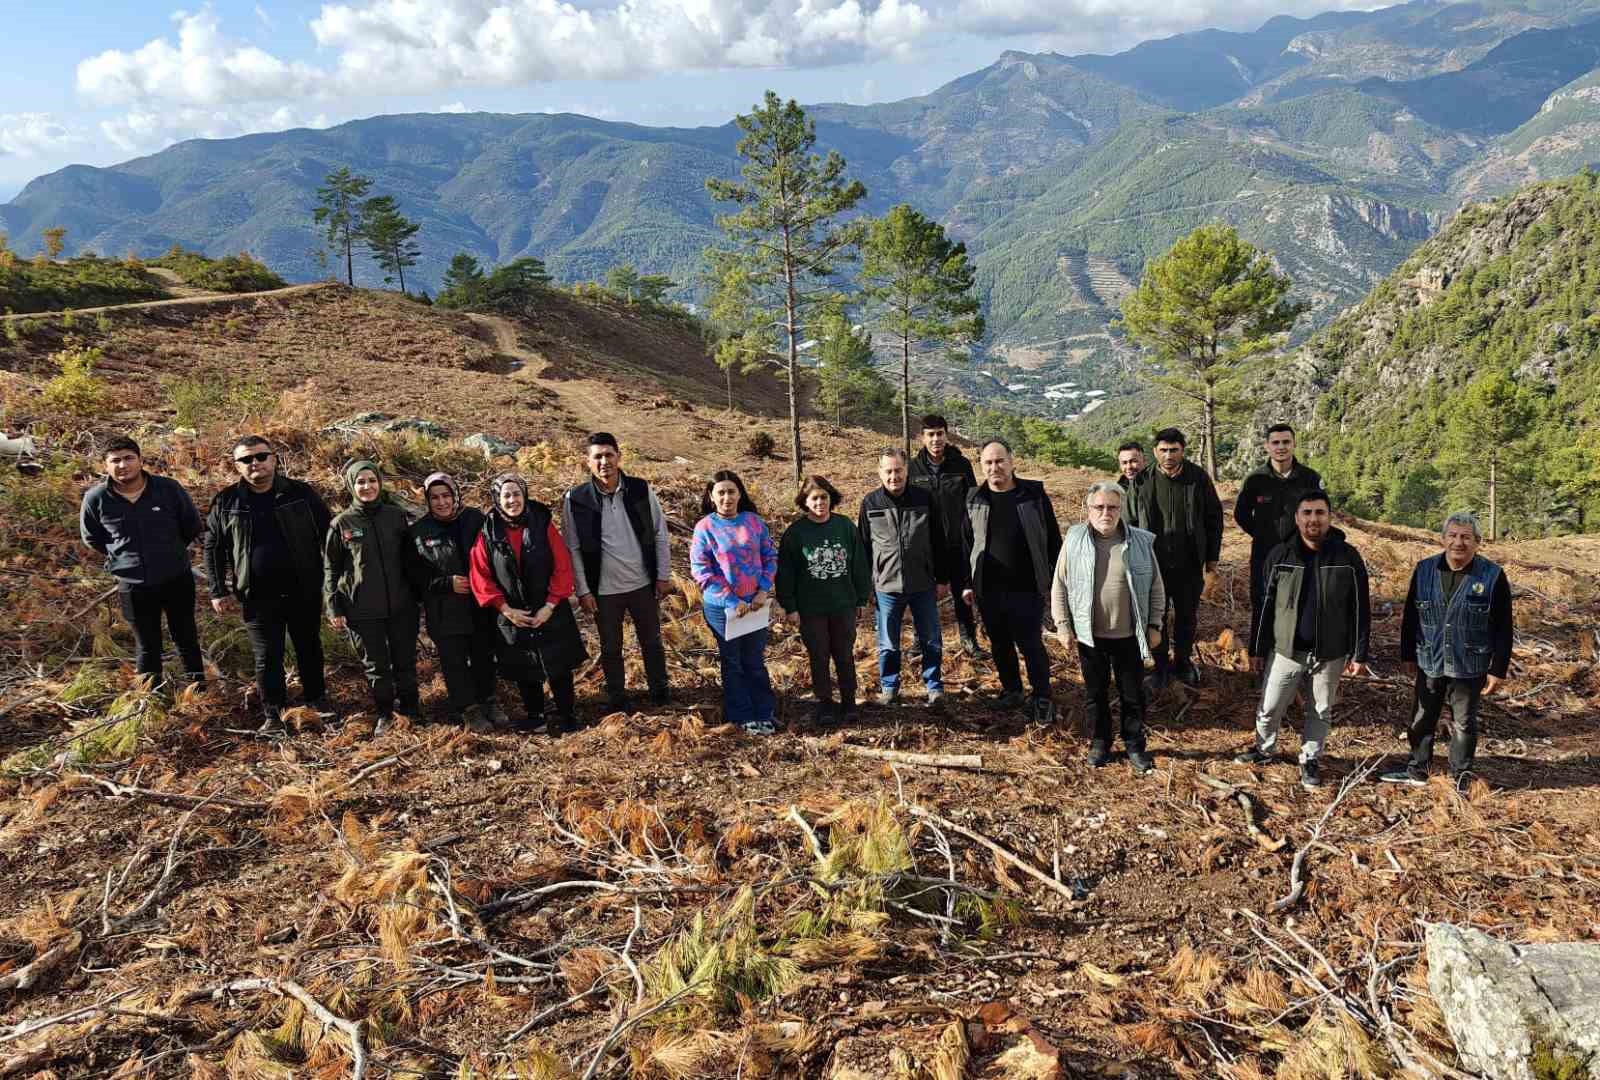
left=859, top=447, right=951, bottom=707
left=1052, top=481, right=1166, bottom=774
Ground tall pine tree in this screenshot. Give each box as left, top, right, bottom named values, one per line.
left=706, top=91, right=866, bottom=481
left=860, top=205, right=983, bottom=451
left=1119, top=224, right=1304, bottom=478
left=313, top=168, right=373, bottom=287
left=358, top=196, right=421, bottom=293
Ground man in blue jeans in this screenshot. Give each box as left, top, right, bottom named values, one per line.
left=858, top=448, right=951, bottom=707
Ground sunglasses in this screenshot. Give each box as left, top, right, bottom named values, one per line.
left=234, top=451, right=273, bottom=464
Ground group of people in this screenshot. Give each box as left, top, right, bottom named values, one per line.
left=78, top=416, right=1513, bottom=788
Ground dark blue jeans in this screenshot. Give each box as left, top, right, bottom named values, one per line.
left=875, top=589, right=943, bottom=693
left=704, top=602, right=775, bottom=726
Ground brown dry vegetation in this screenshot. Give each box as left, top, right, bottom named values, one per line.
left=0, top=286, right=1597, bottom=1079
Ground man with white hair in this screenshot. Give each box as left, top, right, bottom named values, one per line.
left=1051, top=481, right=1166, bottom=773
left=1382, top=511, right=1513, bottom=786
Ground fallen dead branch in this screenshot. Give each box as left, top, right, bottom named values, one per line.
left=0, top=931, right=81, bottom=993
left=803, top=739, right=989, bottom=772
left=76, top=775, right=268, bottom=813
left=1194, top=773, right=1286, bottom=852
left=182, top=978, right=367, bottom=1079
left=902, top=801, right=1079, bottom=904
left=101, top=793, right=218, bottom=934
left=1272, top=758, right=1381, bottom=914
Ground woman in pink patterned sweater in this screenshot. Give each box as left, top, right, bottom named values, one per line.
left=690, top=470, right=779, bottom=734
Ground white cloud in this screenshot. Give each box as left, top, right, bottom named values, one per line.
left=77, top=7, right=332, bottom=107
left=76, top=0, right=1390, bottom=111
left=437, top=101, right=470, bottom=113
left=99, top=105, right=332, bottom=155
left=0, top=113, right=83, bottom=157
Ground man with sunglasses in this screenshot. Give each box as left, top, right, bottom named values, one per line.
left=204, top=435, right=335, bottom=728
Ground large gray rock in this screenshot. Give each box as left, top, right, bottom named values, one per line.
left=1426, top=922, right=1600, bottom=1078
left=462, top=432, right=520, bottom=458
left=322, top=412, right=448, bottom=440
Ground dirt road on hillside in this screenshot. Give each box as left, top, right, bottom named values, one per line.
left=0, top=281, right=337, bottom=321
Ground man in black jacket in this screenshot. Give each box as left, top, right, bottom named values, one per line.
left=1383, top=511, right=1514, bottom=785
left=561, top=433, right=673, bottom=713
left=407, top=473, right=501, bottom=730
left=1116, top=441, right=1146, bottom=495
left=860, top=447, right=951, bottom=707
left=961, top=439, right=1062, bottom=723
left=1237, top=491, right=1371, bottom=790
left=1126, top=428, right=1223, bottom=687
left=80, top=435, right=205, bottom=690
left=1234, top=424, right=1323, bottom=650
left=909, top=414, right=985, bottom=658
left=205, top=435, right=333, bottom=726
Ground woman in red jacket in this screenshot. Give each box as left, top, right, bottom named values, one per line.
left=469, top=473, right=586, bottom=734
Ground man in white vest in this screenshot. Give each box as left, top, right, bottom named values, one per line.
left=1051, top=481, right=1167, bottom=775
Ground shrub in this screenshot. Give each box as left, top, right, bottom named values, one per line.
left=150, top=247, right=285, bottom=292
left=60, top=308, right=76, bottom=330
left=165, top=372, right=276, bottom=427
left=745, top=431, right=777, bottom=459
left=39, top=344, right=109, bottom=418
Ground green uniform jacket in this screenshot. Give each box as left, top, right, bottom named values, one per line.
left=323, top=501, right=415, bottom=621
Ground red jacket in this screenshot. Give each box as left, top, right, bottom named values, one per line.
left=468, top=521, right=574, bottom=611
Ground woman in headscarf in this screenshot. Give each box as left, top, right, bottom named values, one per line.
left=323, top=459, right=419, bottom=728
left=406, top=472, right=504, bottom=731
left=468, top=472, right=586, bottom=734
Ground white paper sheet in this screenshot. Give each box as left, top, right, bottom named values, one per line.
left=724, top=599, right=771, bottom=640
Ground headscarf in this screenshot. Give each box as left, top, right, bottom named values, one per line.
left=489, top=472, right=530, bottom=525
left=344, top=459, right=382, bottom=512
left=423, top=471, right=461, bottom=520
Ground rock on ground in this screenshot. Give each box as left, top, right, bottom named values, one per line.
left=1426, top=922, right=1600, bottom=1078
left=462, top=432, right=520, bottom=458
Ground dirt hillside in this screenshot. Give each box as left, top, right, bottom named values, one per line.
left=0, top=287, right=1596, bottom=1079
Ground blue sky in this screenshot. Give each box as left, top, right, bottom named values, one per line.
left=0, top=0, right=1382, bottom=199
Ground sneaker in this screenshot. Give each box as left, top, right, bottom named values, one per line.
left=1028, top=696, right=1056, bottom=725
left=397, top=699, right=421, bottom=720
left=841, top=702, right=861, bottom=724
left=1300, top=760, right=1323, bottom=790
left=995, top=690, right=1026, bottom=710
left=1129, top=751, right=1156, bottom=776
left=1234, top=747, right=1272, bottom=766
left=607, top=695, right=633, bottom=715
left=374, top=712, right=393, bottom=736
left=648, top=688, right=671, bottom=708
left=256, top=704, right=286, bottom=737
left=1087, top=742, right=1111, bottom=768
left=813, top=701, right=836, bottom=726
left=1449, top=767, right=1475, bottom=790
left=465, top=709, right=494, bottom=735
left=741, top=718, right=777, bottom=736
left=481, top=701, right=511, bottom=728
left=1379, top=765, right=1429, bottom=786
left=304, top=697, right=338, bottom=718
left=926, top=688, right=947, bottom=709
left=958, top=630, right=990, bottom=660
left=1175, top=663, right=1201, bottom=688
left=877, top=688, right=899, bottom=707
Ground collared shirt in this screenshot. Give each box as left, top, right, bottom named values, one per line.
left=564, top=480, right=672, bottom=597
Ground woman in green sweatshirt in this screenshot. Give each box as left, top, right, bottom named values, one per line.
left=775, top=475, right=872, bottom=725
left=323, top=460, right=419, bottom=727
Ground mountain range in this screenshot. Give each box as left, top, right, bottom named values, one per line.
left=4, top=0, right=1600, bottom=420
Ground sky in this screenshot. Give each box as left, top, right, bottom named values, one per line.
left=0, top=0, right=1389, bottom=199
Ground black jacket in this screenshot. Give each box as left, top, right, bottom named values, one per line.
left=407, top=507, right=491, bottom=639
left=908, top=446, right=977, bottom=552
left=1234, top=459, right=1324, bottom=553
left=1252, top=527, right=1371, bottom=664
left=1127, top=461, right=1224, bottom=570
left=962, top=478, right=1062, bottom=599
left=481, top=503, right=586, bottom=680
left=204, top=475, right=330, bottom=603
left=80, top=472, right=203, bottom=590
left=858, top=485, right=949, bottom=595
left=563, top=474, right=659, bottom=592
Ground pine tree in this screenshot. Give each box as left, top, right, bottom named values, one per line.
left=1443, top=370, right=1536, bottom=540
left=814, top=309, right=893, bottom=427
left=706, top=91, right=867, bottom=482
left=313, top=168, right=373, bottom=286
left=437, top=253, right=487, bottom=309
left=606, top=264, right=641, bottom=304
left=41, top=227, right=66, bottom=260
left=637, top=273, right=675, bottom=306
left=1119, top=224, right=1305, bottom=478
left=357, top=196, right=421, bottom=293
left=860, top=205, right=983, bottom=451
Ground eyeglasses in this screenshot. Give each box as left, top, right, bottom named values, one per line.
left=234, top=451, right=272, bottom=464
left=1088, top=504, right=1120, bottom=513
